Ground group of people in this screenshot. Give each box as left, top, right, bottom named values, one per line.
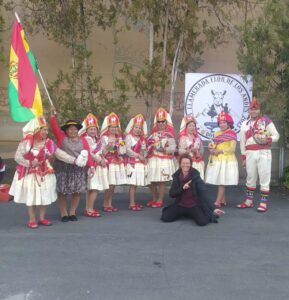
left=8, top=97, right=279, bottom=228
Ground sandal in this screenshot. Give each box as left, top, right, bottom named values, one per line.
left=147, top=200, right=155, bottom=207
left=38, top=219, right=52, bottom=226
left=84, top=209, right=101, bottom=218
left=27, top=221, right=39, bottom=229
left=151, top=201, right=163, bottom=208
left=103, top=206, right=118, bottom=213
left=236, top=202, right=254, bottom=208
left=128, top=204, right=143, bottom=211
left=257, top=203, right=267, bottom=212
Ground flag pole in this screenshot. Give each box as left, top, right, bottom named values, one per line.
left=14, top=12, right=54, bottom=107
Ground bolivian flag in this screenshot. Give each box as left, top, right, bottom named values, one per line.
left=8, top=19, right=43, bottom=122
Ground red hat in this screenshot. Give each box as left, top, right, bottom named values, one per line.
left=84, top=113, right=99, bottom=130
left=155, top=108, right=168, bottom=122
left=107, top=112, right=120, bottom=127
left=133, top=114, right=145, bottom=127
left=184, top=115, right=197, bottom=126
left=38, top=116, right=47, bottom=128
left=249, top=97, right=261, bottom=109
left=217, top=111, right=234, bottom=128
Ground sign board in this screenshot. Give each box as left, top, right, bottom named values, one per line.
left=185, top=73, right=253, bottom=140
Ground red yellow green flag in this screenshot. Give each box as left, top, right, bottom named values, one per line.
left=8, top=19, right=43, bottom=122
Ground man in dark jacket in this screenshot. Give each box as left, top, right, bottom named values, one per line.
left=161, top=154, right=224, bottom=226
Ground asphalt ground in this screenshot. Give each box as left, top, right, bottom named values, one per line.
left=0, top=160, right=289, bottom=300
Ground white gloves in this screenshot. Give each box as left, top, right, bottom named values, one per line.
left=75, top=150, right=88, bottom=167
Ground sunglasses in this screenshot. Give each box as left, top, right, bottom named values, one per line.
left=157, top=120, right=166, bottom=124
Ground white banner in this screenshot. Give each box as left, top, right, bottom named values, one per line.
left=185, top=73, right=253, bottom=140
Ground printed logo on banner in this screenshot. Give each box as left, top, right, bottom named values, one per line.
left=185, top=73, right=252, bottom=140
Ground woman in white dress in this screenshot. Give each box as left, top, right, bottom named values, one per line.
left=9, top=116, right=84, bottom=228
left=178, top=115, right=205, bottom=179
left=125, top=114, right=148, bottom=211
left=80, top=113, right=109, bottom=217
left=100, top=112, right=126, bottom=212
left=147, top=108, right=176, bottom=208
left=205, top=112, right=239, bottom=207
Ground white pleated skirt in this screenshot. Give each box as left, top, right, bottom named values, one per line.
left=10, top=172, right=57, bottom=206
left=147, top=157, right=176, bottom=183
left=126, top=163, right=149, bottom=186
left=107, top=163, right=127, bottom=185
left=192, top=161, right=205, bottom=180
left=205, top=159, right=239, bottom=186
left=88, top=166, right=109, bottom=191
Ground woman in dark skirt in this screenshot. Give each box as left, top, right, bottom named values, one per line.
left=161, top=153, right=224, bottom=226
left=50, top=108, right=94, bottom=222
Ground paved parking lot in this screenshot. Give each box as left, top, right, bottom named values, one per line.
left=0, top=183, right=289, bottom=300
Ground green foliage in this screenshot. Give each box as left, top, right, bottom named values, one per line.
left=237, top=0, right=289, bottom=145
left=120, top=58, right=167, bottom=107
left=47, top=57, right=130, bottom=126
left=115, top=0, right=243, bottom=116
left=283, top=166, right=289, bottom=189
left=0, top=1, right=5, bottom=63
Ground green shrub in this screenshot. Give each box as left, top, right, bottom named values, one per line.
left=284, top=166, right=289, bottom=189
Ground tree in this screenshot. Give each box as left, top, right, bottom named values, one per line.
left=0, top=1, right=5, bottom=63
left=116, top=0, right=244, bottom=127
left=237, top=0, right=289, bottom=145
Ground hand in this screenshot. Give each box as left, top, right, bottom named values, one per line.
left=88, top=167, right=95, bottom=178
left=50, top=106, right=57, bottom=116
left=183, top=180, right=192, bottom=190
left=213, top=209, right=225, bottom=216
left=194, top=151, right=201, bottom=159
left=260, top=136, right=268, bottom=144
left=209, top=148, right=216, bottom=155
left=100, top=158, right=107, bottom=168
left=31, top=159, right=39, bottom=167
left=242, top=160, right=246, bottom=168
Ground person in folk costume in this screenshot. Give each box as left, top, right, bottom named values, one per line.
left=79, top=113, right=109, bottom=217
left=9, top=116, right=86, bottom=229
left=178, top=115, right=205, bottom=180
left=147, top=107, right=177, bottom=208
left=100, top=112, right=126, bottom=212
left=125, top=114, right=148, bottom=211
left=237, top=97, right=280, bottom=212
left=50, top=108, right=94, bottom=222
left=205, top=111, right=239, bottom=207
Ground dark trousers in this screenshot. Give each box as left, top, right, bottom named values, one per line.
left=161, top=203, right=210, bottom=226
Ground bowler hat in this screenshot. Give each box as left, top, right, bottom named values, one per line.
left=61, top=120, right=82, bottom=131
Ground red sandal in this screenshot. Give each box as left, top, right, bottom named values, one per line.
left=38, top=219, right=52, bottom=226
left=103, top=206, right=118, bottom=213
left=151, top=201, right=163, bottom=208
left=84, top=209, right=101, bottom=217
left=27, top=221, right=39, bottom=229
left=128, top=204, right=143, bottom=211
left=236, top=202, right=254, bottom=209
left=147, top=200, right=155, bottom=207
left=257, top=203, right=268, bottom=212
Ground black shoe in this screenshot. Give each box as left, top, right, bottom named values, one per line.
left=69, top=215, right=78, bottom=221
left=61, top=216, right=69, bottom=222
